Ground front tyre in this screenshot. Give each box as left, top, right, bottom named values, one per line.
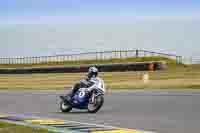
left=88, top=95, right=104, bottom=113
left=59, top=100, right=72, bottom=112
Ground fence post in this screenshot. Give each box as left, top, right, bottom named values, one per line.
left=9, top=58, right=12, bottom=64
left=62, top=55, right=65, bottom=63
left=21, top=58, right=23, bottom=64
left=66, top=55, right=69, bottom=62
left=47, top=56, right=50, bottom=64
left=36, top=57, right=39, bottom=64
left=125, top=50, right=128, bottom=58
left=8, top=58, right=11, bottom=64
left=33, top=57, right=35, bottom=64
left=35, top=57, right=37, bottom=64
left=95, top=52, right=98, bottom=60
left=114, top=51, right=117, bottom=58
left=136, top=49, right=139, bottom=58
left=176, top=56, right=178, bottom=64
left=39, top=56, right=42, bottom=64
left=34, top=57, right=36, bottom=64
left=31, top=57, right=33, bottom=64
left=56, top=56, right=58, bottom=64
left=111, top=51, right=113, bottom=59
left=176, top=56, right=183, bottom=64
left=28, top=57, right=30, bottom=64
left=119, top=50, right=122, bottom=59
left=24, top=57, right=26, bottom=64
left=100, top=52, right=103, bottom=60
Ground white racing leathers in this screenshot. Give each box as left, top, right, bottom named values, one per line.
left=86, top=77, right=106, bottom=94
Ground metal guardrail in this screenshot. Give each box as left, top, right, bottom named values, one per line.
left=0, top=49, right=183, bottom=65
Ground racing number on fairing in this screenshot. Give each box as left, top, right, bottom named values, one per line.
left=79, top=90, right=85, bottom=97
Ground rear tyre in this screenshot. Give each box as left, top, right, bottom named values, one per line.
left=60, top=100, right=72, bottom=112
left=88, top=95, right=104, bottom=113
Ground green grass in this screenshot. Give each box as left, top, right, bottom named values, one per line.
left=0, top=122, right=55, bottom=133
left=0, top=56, right=176, bottom=68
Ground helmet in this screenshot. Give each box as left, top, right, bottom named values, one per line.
left=87, top=67, right=98, bottom=79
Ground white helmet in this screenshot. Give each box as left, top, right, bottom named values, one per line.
left=87, top=66, right=98, bottom=78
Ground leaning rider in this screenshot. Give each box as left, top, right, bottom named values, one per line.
left=68, top=66, right=105, bottom=100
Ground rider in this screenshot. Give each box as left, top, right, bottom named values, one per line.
left=68, top=66, right=105, bottom=100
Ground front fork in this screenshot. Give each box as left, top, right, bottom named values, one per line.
left=92, top=93, right=95, bottom=103
left=89, top=92, right=96, bottom=104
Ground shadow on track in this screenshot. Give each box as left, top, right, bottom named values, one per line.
left=53, top=109, right=109, bottom=114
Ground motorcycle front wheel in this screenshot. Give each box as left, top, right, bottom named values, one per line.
left=88, top=95, right=104, bottom=113
left=60, top=100, right=72, bottom=112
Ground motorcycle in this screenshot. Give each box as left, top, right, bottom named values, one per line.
left=59, top=87, right=104, bottom=113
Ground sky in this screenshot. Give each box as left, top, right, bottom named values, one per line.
left=0, top=0, right=200, bottom=58
left=1, top=0, right=200, bottom=23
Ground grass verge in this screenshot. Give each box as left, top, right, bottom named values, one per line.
left=0, top=57, right=199, bottom=90
left=0, top=64, right=200, bottom=90
left=0, top=121, right=55, bottom=133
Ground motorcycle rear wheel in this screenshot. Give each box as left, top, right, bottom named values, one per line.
left=60, top=100, right=72, bottom=112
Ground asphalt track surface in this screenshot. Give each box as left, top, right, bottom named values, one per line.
left=0, top=90, right=200, bottom=133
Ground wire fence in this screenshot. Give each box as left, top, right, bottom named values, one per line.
left=191, top=58, right=200, bottom=64
left=0, top=49, right=183, bottom=65
left=179, top=57, right=200, bottom=64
